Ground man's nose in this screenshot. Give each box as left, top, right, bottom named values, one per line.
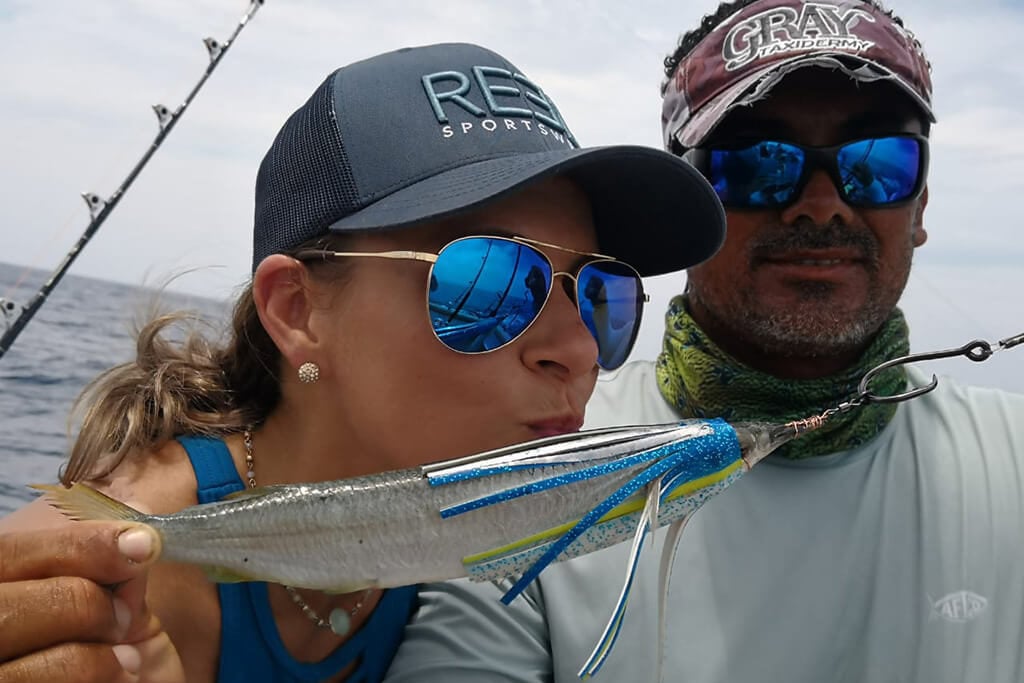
left=780, top=169, right=856, bottom=227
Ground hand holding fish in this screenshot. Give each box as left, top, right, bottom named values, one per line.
left=0, top=521, right=185, bottom=683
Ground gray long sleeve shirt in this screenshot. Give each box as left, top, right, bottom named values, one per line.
left=386, top=364, right=1024, bottom=683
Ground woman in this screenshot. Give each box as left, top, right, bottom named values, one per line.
left=0, top=42, right=724, bottom=682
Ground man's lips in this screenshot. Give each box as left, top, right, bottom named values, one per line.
left=757, top=249, right=867, bottom=278
left=759, top=248, right=865, bottom=265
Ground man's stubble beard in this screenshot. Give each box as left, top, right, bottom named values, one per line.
left=688, top=222, right=914, bottom=359
left=689, top=279, right=896, bottom=359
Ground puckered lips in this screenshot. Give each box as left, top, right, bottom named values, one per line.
left=528, top=415, right=585, bottom=438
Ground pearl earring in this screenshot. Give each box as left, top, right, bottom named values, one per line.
left=297, top=362, right=320, bottom=384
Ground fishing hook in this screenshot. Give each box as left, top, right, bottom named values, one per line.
left=793, top=330, right=1024, bottom=432
left=858, top=331, right=1024, bottom=404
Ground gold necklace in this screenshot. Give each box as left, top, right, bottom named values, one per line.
left=242, top=429, right=373, bottom=636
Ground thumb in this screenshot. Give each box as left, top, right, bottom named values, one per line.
left=109, top=521, right=163, bottom=643
left=109, top=514, right=185, bottom=682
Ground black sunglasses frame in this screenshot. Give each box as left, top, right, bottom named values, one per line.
left=686, top=133, right=930, bottom=210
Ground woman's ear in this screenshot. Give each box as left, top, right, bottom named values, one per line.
left=912, top=185, right=929, bottom=248
left=252, top=255, right=319, bottom=369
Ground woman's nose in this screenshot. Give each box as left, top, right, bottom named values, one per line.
left=519, top=275, right=599, bottom=379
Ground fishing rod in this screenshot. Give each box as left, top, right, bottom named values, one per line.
left=0, top=0, right=265, bottom=361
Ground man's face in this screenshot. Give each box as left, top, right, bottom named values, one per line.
left=685, top=68, right=929, bottom=374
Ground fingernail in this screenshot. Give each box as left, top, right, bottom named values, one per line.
left=113, top=644, right=141, bottom=674
left=112, top=596, right=132, bottom=634
left=117, top=527, right=155, bottom=563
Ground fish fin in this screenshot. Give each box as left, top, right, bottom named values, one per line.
left=201, top=564, right=262, bottom=584
left=221, top=485, right=278, bottom=501
left=30, top=483, right=144, bottom=523
left=198, top=567, right=370, bottom=590
left=578, top=478, right=661, bottom=679
left=322, top=583, right=374, bottom=595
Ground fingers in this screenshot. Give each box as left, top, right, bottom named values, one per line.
left=111, top=568, right=162, bottom=644
left=0, top=575, right=132, bottom=661
left=0, top=642, right=139, bottom=683
left=134, top=630, right=188, bottom=683
left=0, top=523, right=161, bottom=664
left=0, top=522, right=160, bottom=584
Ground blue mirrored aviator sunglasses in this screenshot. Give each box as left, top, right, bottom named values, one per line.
left=295, top=235, right=648, bottom=371
left=688, top=134, right=929, bottom=209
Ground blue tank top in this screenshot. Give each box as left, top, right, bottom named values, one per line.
left=177, top=435, right=417, bottom=683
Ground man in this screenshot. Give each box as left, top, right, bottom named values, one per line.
left=384, top=1, right=1024, bottom=681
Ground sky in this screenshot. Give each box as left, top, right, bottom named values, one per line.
left=1, top=0, right=1022, bottom=391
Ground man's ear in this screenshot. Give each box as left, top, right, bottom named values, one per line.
left=252, top=255, right=319, bottom=370
left=912, top=185, right=929, bottom=247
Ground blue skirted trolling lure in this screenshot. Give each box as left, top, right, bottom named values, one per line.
left=425, top=416, right=812, bottom=678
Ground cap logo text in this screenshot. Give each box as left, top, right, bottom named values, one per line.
left=723, top=2, right=875, bottom=71
left=422, top=66, right=576, bottom=146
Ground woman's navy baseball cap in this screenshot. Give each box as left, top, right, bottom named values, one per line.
left=253, top=42, right=726, bottom=277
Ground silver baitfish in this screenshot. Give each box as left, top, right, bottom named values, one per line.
left=38, top=416, right=817, bottom=676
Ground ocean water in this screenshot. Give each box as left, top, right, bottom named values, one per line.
left=0, top=261, right=228, bottom=515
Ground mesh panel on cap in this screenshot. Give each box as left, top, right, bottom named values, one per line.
left=252, top=74, right=361, bottom=269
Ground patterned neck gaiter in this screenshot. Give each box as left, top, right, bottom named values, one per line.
left=655, top=296, right=910, bottom=459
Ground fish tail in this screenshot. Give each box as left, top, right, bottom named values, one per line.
left=30, top=483, right=146, bottom=523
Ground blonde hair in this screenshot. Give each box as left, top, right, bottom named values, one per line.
left=61, top=236, right=351, bottom=485
left=60, top=287, right=273, bottom=484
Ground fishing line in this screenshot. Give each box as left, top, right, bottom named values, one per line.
left=0, top=123, right=147, bottom=302
left=570, top=0, right=671, bottom=64
left=0, top=0, right=265, bottom=357
left=910, top=266, right=997, bottom=341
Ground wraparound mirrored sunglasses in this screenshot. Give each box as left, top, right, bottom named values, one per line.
left=688, top=134, right=929, bottom=209
left=295, top=235, right=648, bottom=370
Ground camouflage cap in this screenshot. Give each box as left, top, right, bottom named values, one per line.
left=662, top=0, right=934, bottom=151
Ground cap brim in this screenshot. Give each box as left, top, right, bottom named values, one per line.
left=675, top=54, right=936, bottom=150
left=328, top=146, right=725, bottom=277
